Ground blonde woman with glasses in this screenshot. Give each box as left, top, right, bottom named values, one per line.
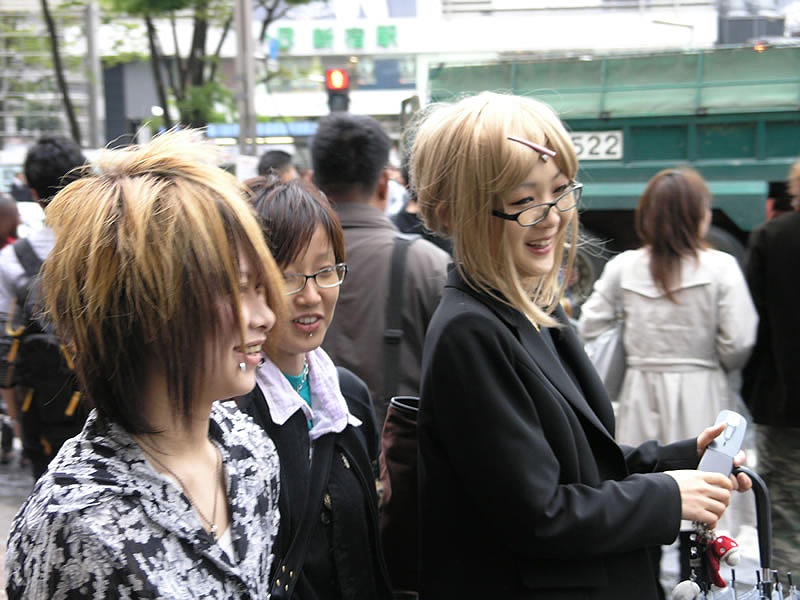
left=236, top=178, right=391, bottom=600
left=410, top=92, right=752, bottom=600
left=6, top=131, right=285, bottom=599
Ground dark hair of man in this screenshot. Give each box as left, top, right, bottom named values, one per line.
left=635, top=168, right=709, bottom=302
left=310, top=113, right=391, bottom=198
left=257, top=149, right=294, bottom=177
left=23, top=136, right=87, bottom=203
left=251, top=179, right=346, bottom=268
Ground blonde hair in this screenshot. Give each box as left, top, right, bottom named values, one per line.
left=41, top=130, right=286, bottom=433
left=411, top=92, right=578, bottom=327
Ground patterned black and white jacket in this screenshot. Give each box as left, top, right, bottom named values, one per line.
left=5, top=403, right=280, bottom=600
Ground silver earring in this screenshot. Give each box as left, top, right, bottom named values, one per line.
left=308, top=332, right=313, bottom=338
left=239, top=362, right=246, bottom=372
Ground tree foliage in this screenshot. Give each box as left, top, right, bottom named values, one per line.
left=104, top=0, right=314, bottom=129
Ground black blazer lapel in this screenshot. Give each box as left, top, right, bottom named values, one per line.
left=513, top=311, right=616, bottom=445
left=549, top=309, right=617, bottom=436
left=447, top=270, right=617, bottom=445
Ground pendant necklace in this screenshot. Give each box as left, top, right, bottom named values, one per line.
left=295, top=356, right=309, bottom=393
left=139, top=439, right=223, bottom=541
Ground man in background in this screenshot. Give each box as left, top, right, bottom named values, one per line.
left=741, top=158, right=800, bottom=575
left=311, top=112, right=450, bottom=428
left=257, top=149, right=298, bottom=182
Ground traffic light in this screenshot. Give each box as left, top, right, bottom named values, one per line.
left=326, top=68, right=350, bottom=112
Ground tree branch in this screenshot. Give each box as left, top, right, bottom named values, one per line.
left=170, top=11, right=186, bottom=90
left=208, top=15, right=231, bottom=82
left=259, top=0, right=288, bottom=44
left=145, top=14, right=173, bottom=129
left=40, top=0, right=81, bottom=144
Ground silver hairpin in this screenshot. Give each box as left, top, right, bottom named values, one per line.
left=239, top=362, right=246, bottom=372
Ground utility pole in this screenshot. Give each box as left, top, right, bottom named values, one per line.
left=85, top=0, right=105, bottom=148
left=234, top=0, right=256, bottom=157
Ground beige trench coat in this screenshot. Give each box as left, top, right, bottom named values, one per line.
left=578, top=248, right=758, bottom=447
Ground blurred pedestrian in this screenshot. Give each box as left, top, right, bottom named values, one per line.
left=0, top=136, right=87, bottom=478
left=237, top=177, right=391, bottom=600
left=257, top=149, right=299, bottom=182
left=390, top=155, right=452, bottom=255
left=9, top=172, right=32, bottom=204
left=741, top=157, right=800, bottom=575
left=0, top=193, right=20, bottom=247
left=5, top=130, right=284, bottom=598
left=410, top=91, right=751, bottom=600
left=579, top=167, right=758, bottom=580
left=0, top=192, right=20, bottom=463
left=311, top=112, right=449, bottom=428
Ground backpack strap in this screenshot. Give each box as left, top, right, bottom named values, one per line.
left=383, top=235, right=419, bottom=404
left=13, top=238, right=43, bottom=280
left=12, top=238, right=43, bottom=310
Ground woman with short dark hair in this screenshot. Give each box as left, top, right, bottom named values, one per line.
left=238, top=178, right=391, bottom=600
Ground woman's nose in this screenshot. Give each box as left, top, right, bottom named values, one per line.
left=250, top=295, right=276, bottom=333
left=297, top=278, right=323, bottom=304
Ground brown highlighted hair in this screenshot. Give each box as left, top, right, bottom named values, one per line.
left=250, top=178, right=346, bottom=268
left=634, top=167, right=710, bottom=302
left=41, top=130, right=286, bottom=434
left=411, top=92, right=578, bottom=327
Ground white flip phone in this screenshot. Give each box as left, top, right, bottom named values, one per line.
left=697, top=410, right=747, bottom=476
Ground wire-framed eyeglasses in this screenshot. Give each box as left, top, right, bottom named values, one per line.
left=491, top=182, right=583, bottom=227
left=282, top=263, right=348, bottom=295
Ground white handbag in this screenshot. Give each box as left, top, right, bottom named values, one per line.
left=584, top=316, right=625, bottom=400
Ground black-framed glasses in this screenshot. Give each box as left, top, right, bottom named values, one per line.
left=282, top=263, right=348, bottom=295
left=491, top=182, right=583, bottom=227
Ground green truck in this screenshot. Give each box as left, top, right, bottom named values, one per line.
left=427, top=44, right=800, bottom=300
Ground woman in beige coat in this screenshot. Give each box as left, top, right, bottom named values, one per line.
left=578, top=167, right=758, bottom=580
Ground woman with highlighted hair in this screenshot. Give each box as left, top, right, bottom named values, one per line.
left=410, top=92, right=752, bottom=599
left=6, top=131, right=285, bottom=599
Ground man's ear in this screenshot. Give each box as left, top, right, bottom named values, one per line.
left=371, top=169, right=390, bottom=211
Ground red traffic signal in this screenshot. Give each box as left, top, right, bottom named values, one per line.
left=326, top=68, right=349, bottom=91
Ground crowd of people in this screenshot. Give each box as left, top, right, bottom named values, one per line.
left=0, top=90, right=797, bottom=598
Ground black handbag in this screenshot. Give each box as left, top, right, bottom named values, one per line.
left=269, top=433, right=335, bottom=599
left=378, top=395, right=420, bottom=594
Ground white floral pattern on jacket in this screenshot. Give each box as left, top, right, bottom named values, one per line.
left=5, top=403, right=280, bottom=600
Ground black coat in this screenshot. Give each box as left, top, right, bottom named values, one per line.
left=418, top=269, right=698, bottom=600
left=742, top=210, right=800, bottom=426
left=238, top=367, right=391, bottom=600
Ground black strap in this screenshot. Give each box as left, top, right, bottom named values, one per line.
left=383, top=235, right=418, bottom=403
left=12, top=238, right=43, bottom=307
left=269, top=433, right=336, bottom=600
left=13, top=238, right=43, bottom=279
